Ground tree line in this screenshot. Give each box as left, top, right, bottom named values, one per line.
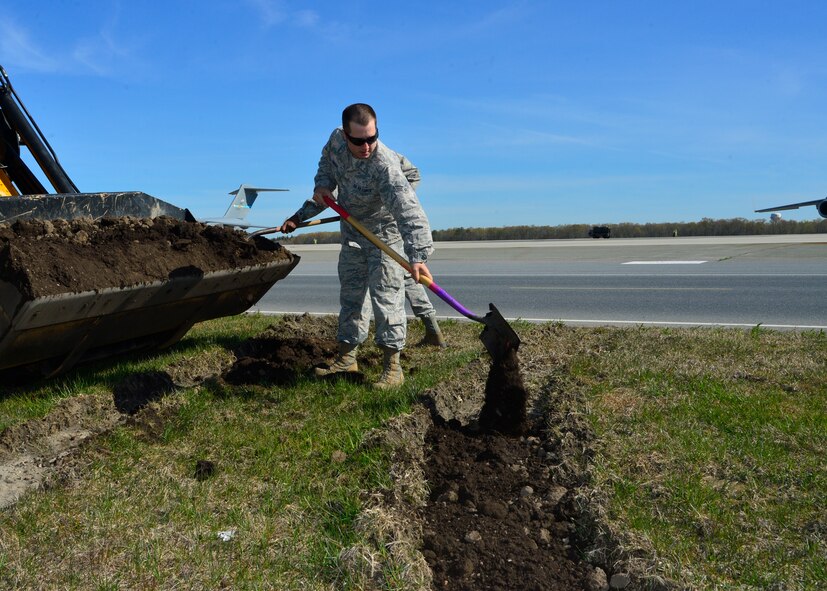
left=275, top=217, right=827, bottom=245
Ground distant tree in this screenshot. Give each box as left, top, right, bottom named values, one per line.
left=272, top=217, right=826, bottom=244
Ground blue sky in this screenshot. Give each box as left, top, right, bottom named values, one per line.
left=2, top=1, right=826, bottom=230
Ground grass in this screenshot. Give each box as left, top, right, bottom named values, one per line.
left=0, top=316, right=825, bottom=590
left=575, top=327, right=827, bottom=589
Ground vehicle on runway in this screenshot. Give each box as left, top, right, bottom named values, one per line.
left=588, top=225, right=611, bottom=238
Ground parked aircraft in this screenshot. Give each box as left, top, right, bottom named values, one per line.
left=755, top=197, right=827, bottom=218
left=199, top=184, right=288, bottom=228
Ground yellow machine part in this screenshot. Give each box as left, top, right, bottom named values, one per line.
left=0, top=168, right=18, bottom=196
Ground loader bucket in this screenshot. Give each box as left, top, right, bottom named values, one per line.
left=0, top=193, right=300, bottom=378
left=0, top=256, right=299, bottom=377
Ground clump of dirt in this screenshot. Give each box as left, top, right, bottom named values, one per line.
left=0, top=216, right=292, bottom=298
left=224, top=335, right=337, bottom=385
left=194, top=459, right=216, bottom=481
left=218, top=314, right=354, bottom=386
left=113, top=370, right=178, bottom=415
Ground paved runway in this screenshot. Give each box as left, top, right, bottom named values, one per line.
left=252, top=234, right=827, bottom=330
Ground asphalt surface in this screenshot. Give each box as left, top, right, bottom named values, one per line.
left=252, top=234, right=827, bottom=330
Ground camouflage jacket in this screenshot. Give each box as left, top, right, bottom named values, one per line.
left=293, top=128, right=432, bottom=263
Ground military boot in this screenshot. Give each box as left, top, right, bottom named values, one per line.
left=416, top=315, right=447, bottom=348
left=315, top=342, right=359, bottom=377
left=373, top=346, right=404, bottom=389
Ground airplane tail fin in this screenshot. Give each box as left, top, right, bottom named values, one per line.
left=223, top=184, right=289, bottom=221
left=201, top=184, right=289, bottom=228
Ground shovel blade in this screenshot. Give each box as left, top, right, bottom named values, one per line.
left=479, top=303, right=521, bottom=360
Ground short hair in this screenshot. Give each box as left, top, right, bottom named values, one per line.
left=342, top=103, right=377, bottom=133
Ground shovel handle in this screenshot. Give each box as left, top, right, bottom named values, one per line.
left=250, top=215, right=341, bottom=237
left=322, top=195, right=481, bottom=321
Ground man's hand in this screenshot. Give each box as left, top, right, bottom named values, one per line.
left=411, top=262, right=432, bottom=284
left=279, top=215, right=300, bottom=233
left=312, top=187, right=334, bottom=206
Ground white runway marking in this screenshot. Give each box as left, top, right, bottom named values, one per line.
left=511, top=286, right=730, bottom=291
left=623, top=260, right=707, bottom=265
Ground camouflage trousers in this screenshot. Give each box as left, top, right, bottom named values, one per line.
left=338, top=240, right=407, bottom=350
left=404, top=275, right=437, bottom=319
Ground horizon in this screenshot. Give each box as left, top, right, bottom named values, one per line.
left=2, top=1, right=826, bottom=231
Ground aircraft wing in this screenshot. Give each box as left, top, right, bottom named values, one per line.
left=755, top=199, right=823, bottom=213
left=198, top=218, right=272, bottom=229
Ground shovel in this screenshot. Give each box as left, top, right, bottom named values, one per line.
left=249, top=215, right=341, bottom=237
left=320, top=195, right=520, bottom=360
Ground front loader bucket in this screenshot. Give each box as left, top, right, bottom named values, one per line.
left=0, top=255, right=299, bottom=378
left=0, top=192, right=195, bottom=223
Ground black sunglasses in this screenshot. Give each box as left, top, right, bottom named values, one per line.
left=344, top=129, right=379, bottom=146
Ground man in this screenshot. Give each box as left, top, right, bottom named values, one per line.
left=366, top=152, right=445, bottom=348
left=279, top=103, right=435, bottom=388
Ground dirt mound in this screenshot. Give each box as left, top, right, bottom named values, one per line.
left=113, top=371, right=178, bottom=415
left=224, top=335, right=337, bottom=385
left=0, top=216, right=291, bottom=298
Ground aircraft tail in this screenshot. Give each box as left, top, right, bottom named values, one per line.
left=201, top=184, right=288, bottom=227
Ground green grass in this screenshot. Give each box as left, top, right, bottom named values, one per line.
left=0, top=314, right=478, bottom=590
left=0, top=317, right=825, bottom=590
left=580, top=327, right=827, bottom=589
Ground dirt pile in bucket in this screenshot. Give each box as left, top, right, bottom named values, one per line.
left=0, top=216, right=292, bottom=298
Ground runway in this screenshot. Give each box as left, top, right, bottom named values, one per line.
left=252, top=234, right=827, bottom=330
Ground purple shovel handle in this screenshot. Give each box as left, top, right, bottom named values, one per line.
left=425, top=280, right=483, bottom=322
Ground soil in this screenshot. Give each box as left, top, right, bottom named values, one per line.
left=422, top=421, right=592, bottom=590
left=224, top=334, right=338, bottom=386
left=0, top=216, right=292, bottom=299
left=0, top=315, right=615, bottom=590
left=419, top=348, right=595, bottom=590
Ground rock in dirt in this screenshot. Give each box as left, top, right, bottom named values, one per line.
left=610, top=572, right=632, bottom=589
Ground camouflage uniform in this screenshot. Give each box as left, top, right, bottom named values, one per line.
left=356, top=153, right=436, bottom=325
left=291, top=128, right=433, bottom=350
left=396, top=155, right=438, bottom=320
